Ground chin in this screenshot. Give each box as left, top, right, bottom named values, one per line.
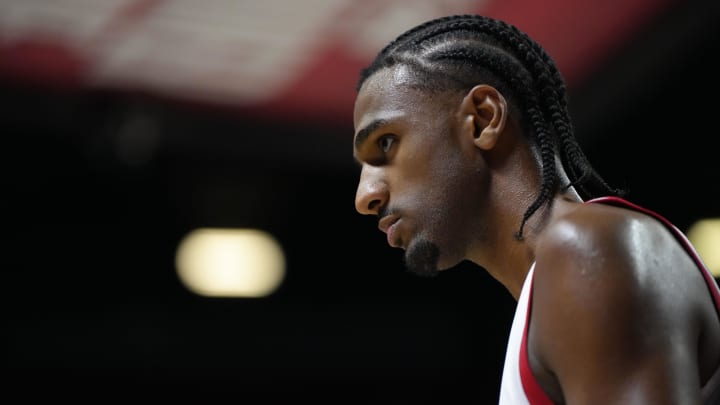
left=403, top=239, right=442, bottom=278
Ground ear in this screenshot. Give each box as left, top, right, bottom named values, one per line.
left=459, top=84, right=508, bottom=150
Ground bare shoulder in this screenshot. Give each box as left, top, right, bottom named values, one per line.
left=531, top=200, right=709, bottom=320
left=531, top=200, right=700, bottom=340
left=534, top=200, right=692, bottom=286
left=527, top=201, right=716, bottom=403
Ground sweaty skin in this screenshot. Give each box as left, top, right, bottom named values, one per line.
left=353, top=65, right=720, bottom=404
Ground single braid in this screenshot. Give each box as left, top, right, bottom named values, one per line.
left=357, top=14, right=623, bottom=239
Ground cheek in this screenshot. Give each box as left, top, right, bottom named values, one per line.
left=425, top=159, right=489, bottom=232
left=428, top=145, right=486, bottom=199
left=396, top=135, right=487, bottom=225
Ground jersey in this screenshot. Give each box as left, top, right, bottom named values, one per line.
left=498, top=196, right=720, bottom=404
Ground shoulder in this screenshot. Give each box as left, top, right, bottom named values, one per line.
left=531, top=199, right=695, bottom=313
left=526, top=200, right=705, bottom=402
left=530, top=200, right=679, bottom=328
left=534, top=200, right=682, bottom=277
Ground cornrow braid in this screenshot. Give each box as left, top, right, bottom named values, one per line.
left=357, top=14, right=624, bottom=240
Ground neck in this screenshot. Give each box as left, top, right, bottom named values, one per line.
left=472, top=189, right=582, bottom=300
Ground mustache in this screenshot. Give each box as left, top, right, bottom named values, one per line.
left=378, top=206, right=397, bottom=219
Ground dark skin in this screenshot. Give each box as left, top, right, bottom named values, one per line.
left=353, top=65, right=720, bottom=404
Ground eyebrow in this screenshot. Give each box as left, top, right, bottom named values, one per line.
left=354, top=118, right=389, bottom=151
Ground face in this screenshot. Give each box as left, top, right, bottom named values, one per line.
left=353, top=66, right=491, bottom=276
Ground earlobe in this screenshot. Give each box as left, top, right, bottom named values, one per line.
left=460, top=84, right=507, bottom=150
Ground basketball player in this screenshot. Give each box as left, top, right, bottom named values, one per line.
left=351, top=14, right=720, bottom=404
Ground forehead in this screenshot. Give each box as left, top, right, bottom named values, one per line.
left=353, top=65, right=423, bottom=131
left=353, top=65, right=462, bottom=137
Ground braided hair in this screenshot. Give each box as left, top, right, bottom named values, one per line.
left=356, top=14, right=624, bottom=240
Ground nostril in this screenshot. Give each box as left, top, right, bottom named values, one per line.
left=368, top=199, right=382, bottom=213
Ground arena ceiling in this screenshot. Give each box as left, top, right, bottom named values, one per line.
left=0, top=0, right=679, bottom=125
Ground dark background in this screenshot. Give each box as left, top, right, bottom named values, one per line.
left=3, top=0, right=720, bottom=403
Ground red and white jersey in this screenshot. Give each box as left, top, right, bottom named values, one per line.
left=498, top=260, right=548, bottom=404
left=498, top=196, right=720, bottom=404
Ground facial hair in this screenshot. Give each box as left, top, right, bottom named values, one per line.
left=403, top=238, right=440, bottom=278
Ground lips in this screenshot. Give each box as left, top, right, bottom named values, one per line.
left=386, top=222, right=401, bottom=248
left=378, top=215, right=401, bottom=248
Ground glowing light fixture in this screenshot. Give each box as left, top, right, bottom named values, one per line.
left=686, top=218, right=720, bottom=278
left=175, top=228, right=286, bottom=297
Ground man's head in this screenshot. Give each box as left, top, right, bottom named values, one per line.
left=353, top=14, right=620, bottom=275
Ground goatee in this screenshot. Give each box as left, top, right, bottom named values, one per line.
left=404, top=239, right=440, bottom=278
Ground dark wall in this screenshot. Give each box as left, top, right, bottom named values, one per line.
left=2, top=83, right=515, bottom=403
left=570, top=0, right=720, bottom=232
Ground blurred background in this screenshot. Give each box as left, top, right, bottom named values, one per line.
left=2, top=0, right=719, bottom=403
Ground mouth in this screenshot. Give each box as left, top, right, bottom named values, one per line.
left=378, top=215, right=402, bottom=248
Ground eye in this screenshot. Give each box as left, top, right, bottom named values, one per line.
left=377, top=135, right=396, bottom=153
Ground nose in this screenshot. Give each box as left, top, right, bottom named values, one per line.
left=355, top=166, right=388, bottom=216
